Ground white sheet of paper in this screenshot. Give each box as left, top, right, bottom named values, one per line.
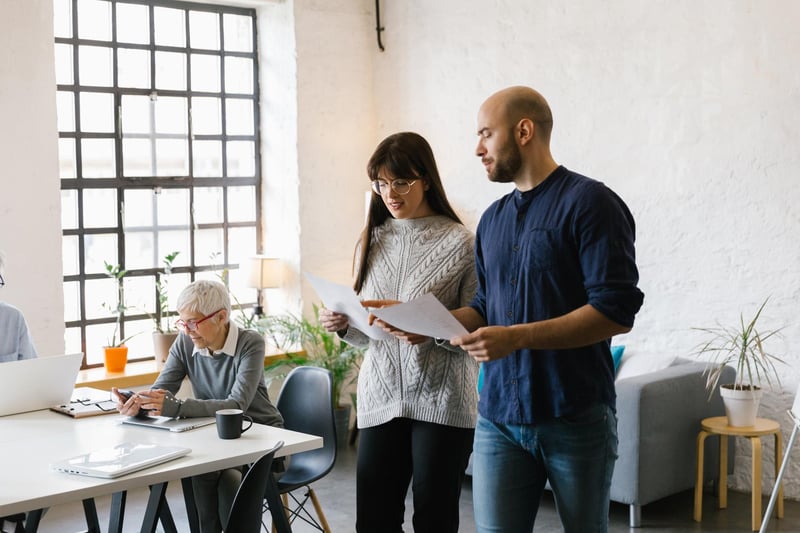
left=304, top=272, right=393, bottom=341
left=370, top=292, right=468, bottom=340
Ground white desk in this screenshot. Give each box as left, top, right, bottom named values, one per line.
left=0, top=409, right=322, bottom=531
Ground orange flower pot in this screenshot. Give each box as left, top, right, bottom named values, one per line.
left=104, top=345, right=128, bottom=372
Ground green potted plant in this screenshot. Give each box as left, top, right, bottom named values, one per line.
left=693, top=297, right=786, bottom=426
left=259, top=305, right=364, bottom=447
left=102, top=261, right=138, bottom=372
left=152, top=251, right=180, bottom=366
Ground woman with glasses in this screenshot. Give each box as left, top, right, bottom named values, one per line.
left=113, top=279, right=282, bottom=533
left=0, top=250, right=38, bottom=362
left=319, top=132, right=478, bottom=533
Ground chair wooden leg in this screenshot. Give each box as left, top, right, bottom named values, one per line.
left=308, top=488, right=331, bottom=533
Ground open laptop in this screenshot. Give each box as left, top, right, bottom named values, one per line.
left=122, top=414, right=216, bottom=433
left=0, top=353, right=84, bottom=417
left=51, top=442, right=191, bottom=479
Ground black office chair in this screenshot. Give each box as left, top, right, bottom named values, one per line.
left=264, top=366, right=337, bottom=533
left=0, top=514, right=25, bottom=533
left=223, top=440, right=285, bottom=533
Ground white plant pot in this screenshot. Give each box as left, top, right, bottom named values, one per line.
left=720, top=385, right=763, bottom=427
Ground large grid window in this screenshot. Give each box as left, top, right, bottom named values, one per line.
left=54, top=0, right=262, bottom=368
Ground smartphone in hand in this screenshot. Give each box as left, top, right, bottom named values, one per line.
left=115, top=389, right=151, bottom=417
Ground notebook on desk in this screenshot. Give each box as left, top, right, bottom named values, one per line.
left=51, top=387, right=119, bottom=418
left=0, top=353, right=84, bottom=417
left=51, top=442, right=191, bottom=479
left=122, top=414, right=216, bottom=432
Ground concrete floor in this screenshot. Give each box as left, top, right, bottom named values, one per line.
left=29, top=442, right=800, bottom=532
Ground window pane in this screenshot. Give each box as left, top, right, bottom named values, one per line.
left=225, top=99, right=254, bottom=135
left=63, top=280, right=80, bottom=321
left=64, top=328, right=81, bottom=357
left=194, top=187, right=223, bottom=224
left=226, top=141, right=255, bottom=177
left=191, top=97, right=221, bottom=135
left=121, top=94, right=152, bottom=135
left=85, top=277, right=117, bottom=320
left=154, top=6, right=186, bottom=47
left=193, top=140, right=222, bottom=177
left=78, top=45, right=113, bottom=87
left=127, top=275, right=156, bottom=315
left=57, top=91, right=75, bottom=132
left=86, top=323, right=115, bottom=364
left=225, top=57, right=253, bottom=95
left=122, top=138, right=154, bottom=177
left=59, top=138, right=77, bottom=179
left=227, top=186, right=256, bottom=223
left=155, top=139, right=188, bottom=176
left=156, top=233, right=190, bottom=269
left=195, top=228, right=224, bottom=266
left=77, top=0, right=111, bottom=42
left=190, top=54, right=220, bottom=93
left=81, top=138, right=116, bottom=178
left=61, top=189, right=78, bottom=229
left=155, top=51, right=186, bottom=91
left=80, top=92, right=115, bottom=133
left=118, top=48, right=151, bottom=89
left=155, top=96, right=188, bottom=135
left=189, top=11, right=220, bottom=50
left=84, top=234, right=117, bottom=275
left=53, top=0, right=73, bottom=39
left=229, top=226, right=256, bottom=268
left=157, top=188, right=190, bottom=226
left=123, top=189, right=155, bottom=228
left=223, top=14, right=252, bottom=52
left=55, top=44, right=74, bottom=85
left=83, top=189, right=118, bottom=228
left=116, top=3, right=150, bottom=45
left=125, top=231, right=155, bottom=270
left=125, top=319, right=153, bottom=357
left=62, top=236, right=80, bottom=277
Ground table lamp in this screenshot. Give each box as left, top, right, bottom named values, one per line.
left=247, top=256, right=281, bottom=318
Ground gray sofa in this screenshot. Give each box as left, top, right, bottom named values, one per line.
left=611, top=359, right=735, bottom=526
left=465, top=360, right=735, bottom=528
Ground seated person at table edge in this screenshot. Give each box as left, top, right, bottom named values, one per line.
left=114, top=279, right=283, bottom=533
left=0, top=250, right=38, bottom=362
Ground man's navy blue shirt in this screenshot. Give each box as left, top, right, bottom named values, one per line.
left=470, top=166, right=644, bottom=425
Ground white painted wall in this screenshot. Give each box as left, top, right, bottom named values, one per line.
left=3, top=0, right=799, bottom=499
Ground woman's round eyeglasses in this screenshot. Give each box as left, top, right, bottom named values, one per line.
left=175, top=309, right=223, bottom=332
left=371, top=179, right=418, bottom=196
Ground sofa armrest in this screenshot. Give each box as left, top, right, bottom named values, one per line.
left=611, top=361, right=735, bottom=506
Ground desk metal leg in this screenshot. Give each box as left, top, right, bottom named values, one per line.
left=181, top=477, right=201, bottom=533
left=775, top=431, right=784, bottom=519
left=81, top=498, right=100, bottom=533
left=694, top=430, right=709, bottom=522
left=760, top=424, right=797, bottom=533
left=23, top=509, right=45, bottom=533
left=108, top=492, right=126, bottom=533
left=140, top=483, right=170, bottom=533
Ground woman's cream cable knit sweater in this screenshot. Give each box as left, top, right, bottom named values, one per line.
left=342, top=215, right=478, bottom=429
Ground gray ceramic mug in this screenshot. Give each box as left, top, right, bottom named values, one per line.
left=215, top=408, right=253, bottom=439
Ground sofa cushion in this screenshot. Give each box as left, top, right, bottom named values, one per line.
left=615, top=348, right=676, bottom=382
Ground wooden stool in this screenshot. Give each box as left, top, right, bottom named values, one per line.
left=694, top=416, right=783, bottom=531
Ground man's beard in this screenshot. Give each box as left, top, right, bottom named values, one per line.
left=488, top=141, right=522, bottom=183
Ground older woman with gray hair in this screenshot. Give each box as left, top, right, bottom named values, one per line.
left=113, top=279, right=282, bottom=533
left=0, top=250, right=37, bottom=362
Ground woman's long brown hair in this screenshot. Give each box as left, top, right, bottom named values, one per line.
left=353, top=132, right=463, bottom=293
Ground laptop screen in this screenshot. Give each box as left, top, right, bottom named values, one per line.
left=0, top=353, right=83, bottom=416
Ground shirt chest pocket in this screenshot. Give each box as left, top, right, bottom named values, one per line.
left=524, top=228, right=559, bottom=272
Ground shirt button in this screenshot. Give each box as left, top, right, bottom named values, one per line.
left=510, top=279, right=516, bottom=285
left=506, top=311, right=512, bottom=318
left=513, top=245, right=519, bottom=252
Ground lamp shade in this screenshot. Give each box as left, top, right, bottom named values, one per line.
left=247, top=257, right=282, bottom=289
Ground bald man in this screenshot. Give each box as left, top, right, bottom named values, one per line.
left=451, top=86, right=644, bottom=533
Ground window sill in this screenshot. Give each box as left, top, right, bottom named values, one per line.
left=77, top=350, right=295, bottom=390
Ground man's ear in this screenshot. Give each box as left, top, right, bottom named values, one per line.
left=517, top=118, right=535, bottom=145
